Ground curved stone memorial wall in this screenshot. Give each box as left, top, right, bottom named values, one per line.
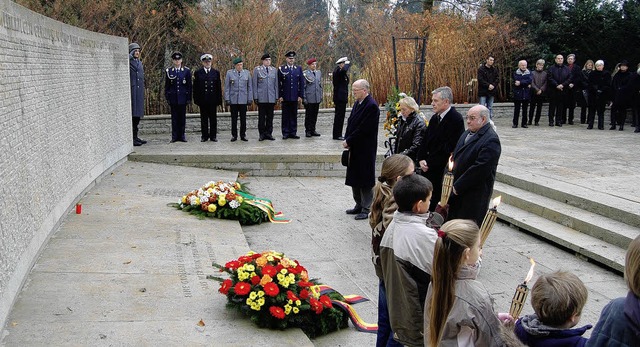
left=0, top=0, right=130, bottom=329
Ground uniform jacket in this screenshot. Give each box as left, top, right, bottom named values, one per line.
left=586, top=292, right=640, bottom=347
left=129, top=53, right=145, bottom=117
left=278, top=64, right=304, bottom=102
left=252, top=65, right=278, bottom=103
left=165, top=66, right=192, bottom=106
left=224, top=69, right=252, bottom=105
left=380, top=211, right=437, bottom=347
left=424, top=264, right=505, bottom=347
left=193, top=67, right=222, bottom=107
left=448, top=122, right=501, bottom=226
left=587, top=70, right=612, bottom=104
left=333, top=63, right=351, bottom=103
left=548, top=64, right=572, bottom=94
left=515, top=313, right=591, bottom=347
left=417, top=107, right=465, bottom=195
left=344, top=94, right=380, bottom=188
left=303, top=69, right=323, bottom=104
left=531, top=69, right=548, bottom=96
left=477, top=64, right=499, bottom=97
left=394, top=111, right=426, bottom=162
left=513, top=68, right=533, bottom=101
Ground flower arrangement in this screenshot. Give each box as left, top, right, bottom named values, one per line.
left=168, top=180, right=288, bottom=225
left=211, top=251, right=350, bottom=338
left=383, top=91, right=402, bottom=138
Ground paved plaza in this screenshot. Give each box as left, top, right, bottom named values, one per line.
left=1, top=114, right=638, bottom=346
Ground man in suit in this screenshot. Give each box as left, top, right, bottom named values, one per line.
left=303, top=58, right=322, bottom=137
left=129, top=42, right=146, bottom=146
left=278, top=51, right=304, bottom=139
left=164, top=51, right=192, bottom=143
left=548, top=54, right=571, bottom=127
left=252, top=53, right=278, bottom=141
left=193, top=53, right=222, bottom=142
left=343, top=79, right=380, bottom=220
left=224, top=57, right=252, bottom=142
left=332, top=56, right=351, bottom=140
left=416, top=86, right=465, bottom=211
left=448, top=105, right=501, bottom=226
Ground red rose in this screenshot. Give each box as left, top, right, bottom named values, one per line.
left=319, top=295, right=333, bottom=308
left=263, top=282, right=280, bottom=297
left=225, top=260, right=241, bottom=270
left=250, top=275, right=261, bottom=285
left=309, top=298, right=323, bottom=314
left=219, top=279, right=232, bottom=295
left=299, top=289, right=309, bottom=300
left=234, top=282, right=251, bottom=296
left=269, top=306, right=285, bottom=319
left=262, top=265, right=277, bottom=277
left=286, top=290, right=299, bottom=301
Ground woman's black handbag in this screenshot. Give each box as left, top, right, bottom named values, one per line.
left=341, top=150, right=350, bottom=167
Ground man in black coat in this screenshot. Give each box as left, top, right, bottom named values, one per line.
left=332, top=56, right=351, bottom=140
left=548, top=54, right=571, bottom=127
left=477, top=56, right=499, bottom=118
left=448, top=105, right=501, bottom=227
left=343, top=79, right=380, bottom=220
left=566, top=54, right=583, bottom=125
left=193, top=53, right=222, bottom=142
left=417, top=86, right=465, bottom=211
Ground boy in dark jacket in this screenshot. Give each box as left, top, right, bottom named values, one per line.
left=515, top=271, right=592, bottom=347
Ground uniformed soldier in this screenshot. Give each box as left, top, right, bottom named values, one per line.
left=332, top=56, right=351, bottom=140
left=278, top=51, right=304, bottom=139
left=129, top=42, right=146, bottom=146
left=193, top=53, right=222, bottom=142
left=303, top=58, right=322, bottom=137
left=224, top=57, right=252, bottom=141
left=253, top=53, right=279, bottom=141
left=164, top=51, right=192, bottom=143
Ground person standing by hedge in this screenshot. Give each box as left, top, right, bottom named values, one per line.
left=165, top=51, right=192, bottom=143
left=477, top=55, right=499, bottom=119
left=129, top=42, right=146, bottom=146
left=529, top=59, right=548, bottom=126
left=193, top=53, right=222, bottom=142
left=512, top=60, right=532, bottom=128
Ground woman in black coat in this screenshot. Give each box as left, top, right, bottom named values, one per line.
left=587, top=60, right=611, bottom=130
left=579, top=60, right=594, bottom=124
left=394, top=96, right=426, bottom=163
left=611, top=60, right=633, bottom=131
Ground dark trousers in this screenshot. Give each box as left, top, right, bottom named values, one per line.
left=513, top=100, right=529, bottom=126
left=351, top=186, right=373, bottom=213
left=528, top=94, right=545, bottom=124
left=132, top=117, right=141, bottom=139
left=304, top=103, right=320, bottom=133
left=564, top=89, right=577, bottom=123
left=170, top=104, right=187, bottom=141
left=333, top=102, right=347, bottom=138
left=580, top=105, right=589, bottom=124
left=548, top=91, right=565, bottom=125
left=588, top=99, right=607, bottom=129
left=612, top=104, right=628, bottom=127
left=258, top=103, right=275, bottom=138
left=230, top=104, right=247, bottom=138
left=281, top=101, right=298, bottom=137
left=199, top=104, right=217, bottom=140
left=376, top=280, right=404, bottom=347
left=424, top=169, right=443, bottom=212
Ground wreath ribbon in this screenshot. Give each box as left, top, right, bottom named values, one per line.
left=237, top=191, right=290, bottom=223
left=318, top=284, right=378, bottom=333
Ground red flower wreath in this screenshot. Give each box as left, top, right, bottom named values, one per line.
left=234, top=282, right=251, bottom=296
left=263, top=282, right=280, bottom=297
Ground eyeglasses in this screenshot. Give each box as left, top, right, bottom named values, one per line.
left=466, top=115, right=479, bottom=121
left=352, top=88, right=364, bottom=92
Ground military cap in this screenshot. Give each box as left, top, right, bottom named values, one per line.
left=306, top=58, right=317, bottom=65
left=200, top=53, right=212, bottom=61
left=171, top=51, right=183, bottom=60
left=285, top=51, right=296, bottom=58
left=261, top=53, right=271, bottom=60
left=129, top=43, right=141, bottom=53
left=336, top=56, right=348, bottom=64
left=232, top=57, right=243, bottom=65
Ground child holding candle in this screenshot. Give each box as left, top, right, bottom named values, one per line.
left=587, top=235, right=640, bottom=347
left=514, top=271, right=592, bottom=346
left=425, top=219, right=509, bottom=346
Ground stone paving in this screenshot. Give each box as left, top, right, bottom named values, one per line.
left=2, top=114, right=638, bottom=346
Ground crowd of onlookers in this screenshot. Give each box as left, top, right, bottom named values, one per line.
left=477, top=54, right=640, bottom=132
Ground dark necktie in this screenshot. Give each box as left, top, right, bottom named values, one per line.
left=433, top=114, right=441, bottom=126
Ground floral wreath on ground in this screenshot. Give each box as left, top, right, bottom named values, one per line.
left=168, top=180, right=288, bottom=225
left=210, top=250, right=377, bottom=338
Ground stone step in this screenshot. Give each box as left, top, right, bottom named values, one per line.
left=494, top=182, right=640, bottom=249
left=497, top=202, right=627, bottom=273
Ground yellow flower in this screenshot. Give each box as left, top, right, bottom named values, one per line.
left=246, top=298, right=253, bottom=305
left=288, top=273, right=295, bottom=281
left=181, top=196, right=187, bottom=204
left=257, top=297, right=265, bottom=306
left=251, top=303, right=261, bottom=311
left=218, top=198, right=226, bottom=206
left=295, top=299, right=301, bottom=306
left=207, top=204, right=217, bottom=212
left=237, top=196, right=244, bottom=203
left=257, top=291, right=265, bottom=297
left=277, top=273, right=285, bottom=282
left=267, top=255, right=274, bottom=262
left=284, top=305, right=292, bottom=315
left=260, top=274, right=272, bottom=286
left=292, top=307, right=300, bottom=314
left=280, top=268, right=288, bottom=275
left=249, top=292, right=257, bottom=300
left=238, top=271, right=249, bottom=281
left=256, top=256, right=267, bottom=267
left=195, top=197, right=200, bottom=205
left=244, top=264, right=255, bottom=272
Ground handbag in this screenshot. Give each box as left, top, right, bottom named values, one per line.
left=341, top=150, right=350, bottom=167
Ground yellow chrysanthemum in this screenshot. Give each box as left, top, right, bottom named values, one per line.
left=207, top=204, right=217, bottom=213
left=257, top=297, right=265, bottom=306
left=238, top=272, right=250, bottom=281
left=249, top=292, right=257, bottom=300
left=257, top=291, right=265, bottom=297
left=218, top=198, right=226, bottom=206
left=181, top=196, right=187, bottom=203
left=251, top=303, right=261, bottom=311
left=280, top=268, right=288, bottom=275
left=293, top=307, right=300, bottom=314
left=237, top=196, right=244, bottom=203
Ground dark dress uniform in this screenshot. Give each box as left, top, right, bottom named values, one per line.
left=278, top=56, right=304, bottom=139
left=193, top=61, right=222, bottom=141
left=129, top=43, right=145, bottom=146
left=165, top=57, right=192, bottom=142
left=333, top=59, right=350, bottom=139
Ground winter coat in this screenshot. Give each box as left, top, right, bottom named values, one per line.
left=344, top=94, right=380, bottom=188
left=531, top=69, right=548, bottom=96
left=394, top=111, right=426, bottom=162
left=548, top=64, right=572, bottom=96
left=424, top=264, right=505, bottom=347
left=612, top=70, right=633, bottom=107
left=380, top=211, right=438, bottom=347
left=586, top=292, right=640, bottom=347
left=513, top=68, right=533, bottom=101
left=515, top=313, right=591, bottom=347
left=129, top=53, right=145, bottom=117
left=333, top=63, right=351, bottom=103
left=478, top=64, right=499, bottom=97
left=587, top=70, right=612, bottom=105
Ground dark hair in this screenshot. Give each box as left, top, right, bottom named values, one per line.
left=392, top=174, right=432, bottom=212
